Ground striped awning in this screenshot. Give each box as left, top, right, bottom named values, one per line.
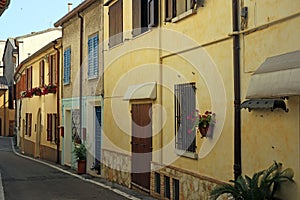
left=246, top=50, right=300, bottom=99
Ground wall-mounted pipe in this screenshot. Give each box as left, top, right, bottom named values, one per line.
left=53, top=40, right=61, bottom=164
left=78, top=12, right=84, bottom=142
left=232, top=0, right=242, bottom=180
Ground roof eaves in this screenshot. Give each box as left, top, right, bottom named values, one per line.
left=54, top=0, right=98, bottom=27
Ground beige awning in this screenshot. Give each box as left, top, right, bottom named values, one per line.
left=246, top=50, right=300, bottom=99
left=123, top=82, right=157, bottom=100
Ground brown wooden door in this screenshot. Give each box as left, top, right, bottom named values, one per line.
left=131, top=103, right=152, bottom=191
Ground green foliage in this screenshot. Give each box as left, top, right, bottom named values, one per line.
left=73, top=143, right=87, bottom=161
left=210, top=161, right=295, bottom=200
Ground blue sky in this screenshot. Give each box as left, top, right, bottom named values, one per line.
left=0, top=0, right=84, bottom=40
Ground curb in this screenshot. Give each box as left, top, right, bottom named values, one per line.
left=10, top=138, right=141, bottom=200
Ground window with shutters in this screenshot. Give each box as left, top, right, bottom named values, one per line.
left=165, top=0, right=197, bottom=21
left=88, top=34, right=99, bottom=79
left=26, top=67, right=32, bottom=90
left=174, top=83, right=196, bottom=152
left=132, top=0, right=158, bottom=37
left=109, top=0, right=123, bottom=47
left=39, top=60, right=45, bottom=87
left=47, top=113, right=57, bottom=142
left=25, top=113, right=32, bottom=137
left=63, top=48, right=71, bottom=85
left=49, top=54, right=57, bottom=85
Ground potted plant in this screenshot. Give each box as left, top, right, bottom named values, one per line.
left=210, top=161, right=295, bottom=200
left=21, top=90, right=33, bottom=98
left=42, top=84, right=57, bottom=94
left=188, top=110, right=215, bottom=138
left=73, top=142, right=87, bottom=174
left=32, top=87, right=42, bottom=96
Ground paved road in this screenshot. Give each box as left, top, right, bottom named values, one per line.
left=0, top=137, right=128, bottom=200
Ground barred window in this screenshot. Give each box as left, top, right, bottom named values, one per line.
left=174, top=82, right=196, bottom=152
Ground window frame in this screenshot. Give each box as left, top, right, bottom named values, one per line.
left=109, top=0, right=123, bottom=48
left=26, top=67, right=32, bottom=91
left=47, top=113, right=57, bottom=143
left=88, top=34, right=99, bottom=79
left=25, top=113, right=32, bottom=137
left=49, top=54, right=57, bottom=85
left=165, top=0, right=197, bottom=22
left=39, top=60, right=45, bottom=87
left=63, top=47, right=71, bottom=85
left=174, top=82, right=196, bottom=153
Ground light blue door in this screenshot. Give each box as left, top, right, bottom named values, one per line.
left=95, top=106, right=101, bottom=174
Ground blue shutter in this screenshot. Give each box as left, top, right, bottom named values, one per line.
left=64, top=48, right=71, bottom=84
left=88, top=34, right=99, bottom=79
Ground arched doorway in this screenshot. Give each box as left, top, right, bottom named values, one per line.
left=35, top=108, right=41, bottom=158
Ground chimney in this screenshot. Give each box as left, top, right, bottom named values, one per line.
left=68, top=3, right=73, bottom=12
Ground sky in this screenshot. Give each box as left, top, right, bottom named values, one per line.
left=0, top=0, right=84, bottom=40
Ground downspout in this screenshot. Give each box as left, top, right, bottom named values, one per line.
left=3, top=92, right=6, bottom=136
left=158, top=0, right=163, bottom=165
left=78, top=13, right=84, bottom=142
left=232, top=0, right=242, bottom=180
left=100, top=3, right=104, bottom=175
left=53, top=40, right=60, bottom=164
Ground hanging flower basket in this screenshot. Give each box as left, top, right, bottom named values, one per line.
left=188, top=110, right=215, bottom=139
left=199, top=124, right=209, bottom=138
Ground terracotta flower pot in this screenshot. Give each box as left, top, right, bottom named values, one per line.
left=77, top=160, right=86, bottom=174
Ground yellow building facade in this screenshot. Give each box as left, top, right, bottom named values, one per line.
left=54, top=0, right=104, bottom=175
left=15, top=38, right=62, bottom=163
left=103, top=0, right=299, bottom=199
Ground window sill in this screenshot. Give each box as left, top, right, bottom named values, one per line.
left=132, top=29, right=152, bottom=39
left=108, top=41, right=124, bottom=50
left=88, top=76, right=98, bottom=81
left=174, top=149, right=198, bottom=160
left=171, top=9, right=197, bottom=23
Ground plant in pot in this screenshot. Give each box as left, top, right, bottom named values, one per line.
left=188, top=110, right=215, bottom=138
left=210, top=161, right=295, bottom=200
left=73, top=142, right=87, bottom=174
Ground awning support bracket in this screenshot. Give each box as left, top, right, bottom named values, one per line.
left=241, top=99, right=289, bottom=112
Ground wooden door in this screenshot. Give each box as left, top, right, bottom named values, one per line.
left=131, top=103, right=152, bottom=191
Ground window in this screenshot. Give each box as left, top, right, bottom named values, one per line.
left=49, top=54, right=57, bottom=85
left=165, top=0, right=196, bottom=21
left=88, top=34, right=99, bottom=79
left=174, top=83, right=196, bottom=152
left=63, top=48, right=71, bottom=85
left=132, top=0, right=158, bottom=37
left=173, top=179, right=180, bottom=200
left=155, top=172, right=161, bottom=194
left=26, top=67, right=32, bottom=90
left=109, top=0, right=123, bottom=47
left=164, top=175, right=170, bottom=199
left=47, top=113, right=57, bottom=142
left=39, top=60, right=45, bottom=87
left=25, top=113, right=32, bottom=137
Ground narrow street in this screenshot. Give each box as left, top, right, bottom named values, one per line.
left=0, top=137, right=129, bottom=200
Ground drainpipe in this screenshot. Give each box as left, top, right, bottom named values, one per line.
left=53, top=40, right=60, bottom=164
left=4, top=92, right=6, bottom=136
left=232, top=0, right=242, bottom=180
left=78, top=13, right=84, bottom=142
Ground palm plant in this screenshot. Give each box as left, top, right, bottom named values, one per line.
left=210, top=161, right=294, bottom=200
